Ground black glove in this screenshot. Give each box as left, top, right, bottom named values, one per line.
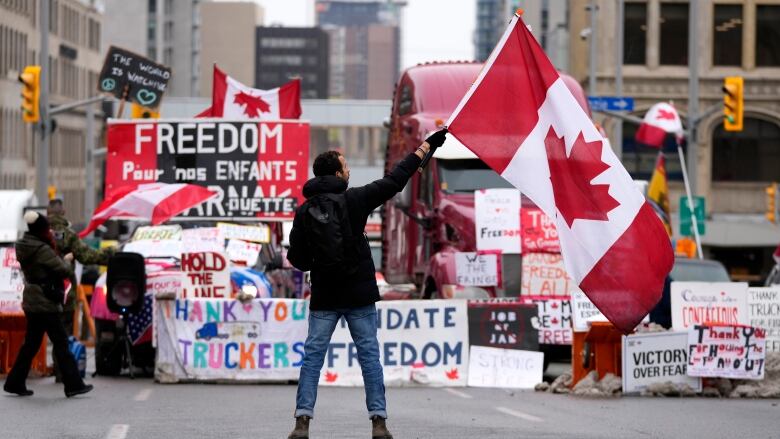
left=424, top=128, right=448, bottom=149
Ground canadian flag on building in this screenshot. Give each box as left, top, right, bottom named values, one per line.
left=635, top=102, right=684, bottom=148
left=198, top=65, right=302, bottom=119
left=446, top=13, right=673, bottom=333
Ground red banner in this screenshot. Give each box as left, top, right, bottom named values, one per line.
left=106, top=120, right=310, bottom=220
left=521, top=207, right=560, bottom=253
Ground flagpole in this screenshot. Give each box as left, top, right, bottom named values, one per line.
left=676, top=137, right=703, bottom=259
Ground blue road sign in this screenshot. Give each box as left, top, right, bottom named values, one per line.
left=587, top=96, right=635, bottom=112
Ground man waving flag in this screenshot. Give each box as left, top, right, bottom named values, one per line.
left=446, top=11, right=673, bottom=333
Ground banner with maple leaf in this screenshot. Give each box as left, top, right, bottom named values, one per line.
left=445, top=13, right=673, bottom=333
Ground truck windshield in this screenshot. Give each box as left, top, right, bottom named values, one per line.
left=438, top=159, right=514, bottom=193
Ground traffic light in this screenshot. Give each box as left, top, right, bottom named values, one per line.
left=18, top=65, right=41, bottom=123
left=767, top=183, right=779, bottom=224
left=131, top=103, right=159, bottom=119
left=722, top=76, right=744, bottom=132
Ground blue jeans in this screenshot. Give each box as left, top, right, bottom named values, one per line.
left=295, top=304, right=387, bottom=419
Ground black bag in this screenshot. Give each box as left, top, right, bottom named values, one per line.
left=302, top=193, right=357, bottom=274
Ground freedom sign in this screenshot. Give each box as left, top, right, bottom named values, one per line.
left=105, top=119, right=310, bottom=220
left=475, top=188, right=521, bottom=254
left=321, top=300, right=469, bottom=387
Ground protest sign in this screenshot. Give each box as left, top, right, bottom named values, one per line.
left=455, top=252, right=499, bottom=286
left=520, top=253, right=574, bottom=296
left=671, top=282, right=748, bottom=331
left=322, top=300, right=469, bottom=387
left=687, top=324, right=766, bottom=380
left=180, top=252, right=232, bottom=299
left=467, top=346, right=543, bottom=389
left=155, top=298, right=309, bottom=382
left=475, top=189, right=521, bottom=254
left=467, top=300, right=537, bottom=350
left=571, top=289, right=604, bottom=331
left=217, top=222, right=270, bottom=243
left=521, top=295, right=572, bottom=345
left=226, top=239, right=262, bottom=267
left=521, top=207, right=560, bottom=253
left=621, top=331, right=701, bottom=394
left=105, top=120, right=310, bottom=220
left=748, top=287, right=780, bottom=352
left=0, top=247, right=23, bottom=314
left=123, top=225, right=182, bottom=258
left=98, top=46, right=171, bottom=107
left=181, top=227, right=225, bottom=253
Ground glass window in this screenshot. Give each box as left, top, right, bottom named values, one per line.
left=713, top=4, right=742, bottom=66
left=756, top=5, right=780, bottom=67
left=621, top=121, right=685, bottom=181
left=660, top=3, right=688, bottom=65
left=712, top=118, right=780, bottom=182
left=397, top=84, right=412, bottom=116
left=624, top=2, right=647, bottom=65
left=438, top=159, right=514, bottom=193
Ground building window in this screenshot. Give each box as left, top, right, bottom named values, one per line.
left=712, top=118, right=780, bottom=182
left=756, top=5, right=780, bottom=67
left=260, top=55, right=303, bottom=66
left=659, top=3, right=688, bottom=65
left=713, top=4, right=742, bottom=66
left=624, top=2, right=647, bottom=65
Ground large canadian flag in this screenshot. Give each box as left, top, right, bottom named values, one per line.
left=200, top=65, right=302, bottom=119
left=446, top=14, right=673, bottom=333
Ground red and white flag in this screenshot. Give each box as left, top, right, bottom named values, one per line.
left=199, top=65, right=302, bottom=119
left=635, top=102, right=683, bottom=148
left=446, top=13, right=673, bottom=333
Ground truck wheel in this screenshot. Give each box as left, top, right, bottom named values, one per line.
left=423, top=278, right=436, bottom=300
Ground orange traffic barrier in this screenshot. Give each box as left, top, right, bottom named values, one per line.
left=571, top=321, right=623, bottom=387
left=0, top=315, right=50, bottom=376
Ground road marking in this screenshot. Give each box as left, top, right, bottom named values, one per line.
left=443, top=388, right=473, bottom=399
left=495, top=406, right=543, bottom=423
left=134, top=388, right=153, bottom=401
left=105, top=424, right=129, bottom=439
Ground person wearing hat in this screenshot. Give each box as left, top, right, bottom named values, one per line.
left=3, top=211, right=93, bottom=398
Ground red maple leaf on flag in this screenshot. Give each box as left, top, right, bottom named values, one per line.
left=233, top=91, right=271, bottom=118
left=656, top=109, right=676, bottom=121
left=324, top=371, right=338, bottom=383
left=445, top=368, right=459, bottom=380
left=545, top=127, right=620, bottom=227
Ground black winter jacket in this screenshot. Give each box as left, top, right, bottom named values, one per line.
left=15, top=233, right=74, bottom=313
left=288, top=152, right=421, bottom=310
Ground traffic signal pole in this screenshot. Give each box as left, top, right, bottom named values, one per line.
left=36, top=0, right=50, bottom=204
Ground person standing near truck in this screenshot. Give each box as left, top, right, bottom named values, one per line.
left=286, top=129, right=448, bottom=439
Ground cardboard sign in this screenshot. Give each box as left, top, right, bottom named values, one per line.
left=521, top=296, right=572, bottom=345
left=0, top=247, right=23, bottom=314
left=226, top=239, right=262, bottom=267
left=123, top=225, right=182, bottom=258
left=217, top=222, right=270, bottom=243
left=467, top=346, right=543, bottom=389
left=571, top=289, right=604, bottom=331
left=748, top=287, right=780, bottom=352
left=180, top=252, right=232, bottom=299
left=475, top=189, right=521, bottom=254
left=521, top=253, right=574, bottom=296
left=687, top=324, right=766, bottom=380
left=181, top=227, right=225, bottom=253
left=521, top=207, right=560, bottom=253
left=622, top=331, right=702, bottom=394
left=131, top=225, right=182, bottom=241
left=155, top=298, right=309, bottom=382
left=105, top=120, right=310, bottom=220
left=455, top=252, right=499, bottom=286
left=671, top=282, right=748, bottom=331
left=322, top=300, right=469, bottom=387
left=467, top=300, right=538, bottom=350
left=98, top=46, right=171, bottom=107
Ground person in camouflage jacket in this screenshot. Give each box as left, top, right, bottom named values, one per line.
left=48, top=199, right=114, bottom=268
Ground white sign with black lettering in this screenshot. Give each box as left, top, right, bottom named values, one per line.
left=455, top=252, right=498, bottom=286
left=621, top=331, right=701, bottom=394
left=474, top=189, right=521, bottom=254
left=467, top=346, right=543, bottom=389
left=747, top=287, right=780, bottom=353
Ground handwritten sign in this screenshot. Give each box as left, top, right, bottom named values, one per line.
left=182, top=228, right=225, bottom=253
left=671, top=282, right=748, bottom=331
left=521, top=207, right=560, bottom=253
left=467, top=346, right=543, bottom=389
left=98, top=46, right=171, bottom=107
left=521, top=296, right=572, bottom=345
left=0, top=247, right=23, bottom=314
left=217, top=223, right=271, bottom=243
left=521, top=253, right=574, bottom=296
left=123, top=225, right=182, bottom=258
left=571, top=289, right=604, bottom=331
left=747, top=287, right=780, bottom=353
left=226, top=239, right=262, bottom=267
left=622, top=331, right=701, bottom=394
left=180, top=252, right=232, bottom=299
left=455, top=252, right=498, bottom=286
left=475, top=189, right=521, bottom=254
left=687, top=324, right=766, bottom=380
left=467, top=300, right=538, bottom=350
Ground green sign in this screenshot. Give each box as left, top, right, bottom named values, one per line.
left=679, top=196, right=705, bottom=236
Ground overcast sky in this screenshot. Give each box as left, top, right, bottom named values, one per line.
left=247, top=0, right=476, bottom=69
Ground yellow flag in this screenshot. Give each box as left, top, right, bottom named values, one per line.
left=647, top=152, right=672, bottom=237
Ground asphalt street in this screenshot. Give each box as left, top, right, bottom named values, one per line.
left=1, top=373, right=779, bottom=439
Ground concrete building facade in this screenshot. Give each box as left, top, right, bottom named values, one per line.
left=255, top=27, right=329, bottom=99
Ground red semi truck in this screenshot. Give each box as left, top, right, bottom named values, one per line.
left=381, top=61, right=592, bottom=300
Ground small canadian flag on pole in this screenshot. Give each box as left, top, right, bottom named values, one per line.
left=446, top=11, right=673, bottom=333
left=635, top=102, right=684, bottom=148
left=197, top=65, right=302, bottom=119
